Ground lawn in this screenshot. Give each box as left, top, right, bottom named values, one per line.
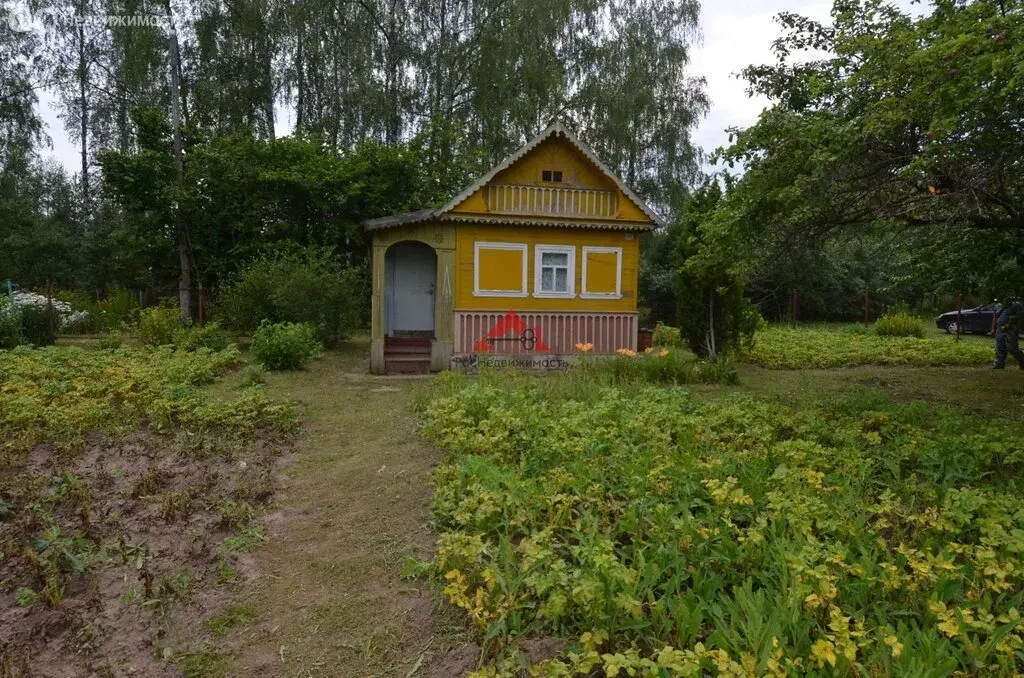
left=743, top=325, right=995, bottom=369
left=416, top=358, right=1024, bottom=675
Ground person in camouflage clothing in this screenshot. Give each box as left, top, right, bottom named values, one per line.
left=993, top=298, right=1024, bottom=369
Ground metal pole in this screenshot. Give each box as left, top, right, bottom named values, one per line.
left=956, top=293, right=964, bottom=342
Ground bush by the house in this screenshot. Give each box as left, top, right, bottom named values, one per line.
left=250, top=321, right=321, bottom=370
left=874, top=310, right=925, bottom=338
left=217, top=248, right=363, bottom=348
left=651, top=323, right=683, bottom=347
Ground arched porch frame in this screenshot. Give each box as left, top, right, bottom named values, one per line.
left=370, top=224, right=456, bottom=374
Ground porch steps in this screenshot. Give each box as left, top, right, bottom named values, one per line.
left=384, top=337, right=431, bottom=375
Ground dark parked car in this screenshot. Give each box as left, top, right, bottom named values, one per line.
left=935, top=303, right=999, bottom=335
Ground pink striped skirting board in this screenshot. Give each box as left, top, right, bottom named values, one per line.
left=454, top=310, right=638, bottom=356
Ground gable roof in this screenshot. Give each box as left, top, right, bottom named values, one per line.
left=363, top=120, right=662, bottom=231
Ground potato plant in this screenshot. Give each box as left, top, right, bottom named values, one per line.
left=419, top=375, right=1024, bottom=676
left=0, top=345, right=296, bottom=675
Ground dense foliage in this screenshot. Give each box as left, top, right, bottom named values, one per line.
left=746, top=326, right=992, bottom=369
left=703, top=0, right=1024, bottom=308
left=419, top=375, right=1024, bottom=675
left=250, top=321, right=322, bottom=370
left=674, top=183, right=763, bottom=357
left=2, top=0, right=707, bottom=311
left=217, top=248, right=362, bottom=347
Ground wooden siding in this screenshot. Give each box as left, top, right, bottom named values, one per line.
left=450, top=136, right=653, bottom=225
left=486, top=184, right=618, bottom=219
left=455, top=224, right=639, bottom=313
left=455, top=311, right=637, bottom=355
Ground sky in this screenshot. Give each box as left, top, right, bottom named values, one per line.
left=37, top=0, right=918, bottom=173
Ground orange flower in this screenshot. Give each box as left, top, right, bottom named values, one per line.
left=616, top=348, right=637, bottom=358
left=644, top=347, right=654, bottom=354
left=575, top=342, right=594, bottom=353
left=658, top=349, right=670, bottom=358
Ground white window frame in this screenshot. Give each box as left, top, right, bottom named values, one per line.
left=533, top=244, right=576, bottom=299
left=473, top=242, right=529, bottom=298
left=581, top=246, right=623, bottom=299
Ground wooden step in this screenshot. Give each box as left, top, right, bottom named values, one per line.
left=385, top=356, right=432, bottom=375
left=384, top=344, right=432, bottom=356
left=385, top=337, right=432, bottom=349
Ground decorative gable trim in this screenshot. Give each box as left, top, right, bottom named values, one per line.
left=441, top=121, right=663, bottom=226
left=362, top=121, right=662, bottom=232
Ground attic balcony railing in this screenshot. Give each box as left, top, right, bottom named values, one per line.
left=487, top=184, right=619, bottom=219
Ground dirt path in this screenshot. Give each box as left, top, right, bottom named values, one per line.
left=223, top=345, right=469, bottom=677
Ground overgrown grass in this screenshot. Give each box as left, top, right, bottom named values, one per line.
left=873, top=311, right=925, bottom=338
left=745, top=326, right=992, bottom=368
left=587, top=350, right=738, bottom=387
left=417, top=375, right=1024, bottom=676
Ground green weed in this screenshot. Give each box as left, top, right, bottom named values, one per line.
left=203, top=603, right=260, bottom=634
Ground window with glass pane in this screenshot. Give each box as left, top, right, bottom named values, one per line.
left=540, top=251, right=569, bottom=293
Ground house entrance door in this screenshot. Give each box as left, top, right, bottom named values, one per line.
left=385, top=241, right=436, bottom=337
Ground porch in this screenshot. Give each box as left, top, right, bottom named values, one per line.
left=369, top=224, right=456, bottom=375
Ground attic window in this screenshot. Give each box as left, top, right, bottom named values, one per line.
left=542, top=170, right=563, bottom=183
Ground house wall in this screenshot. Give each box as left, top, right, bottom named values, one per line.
left=454, top=224, right=640, bottom=313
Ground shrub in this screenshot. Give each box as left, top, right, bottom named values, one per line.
left=98, top=331, right=125, bottom=350
left=651, top=323, right=682, bottom=347
left=217, top=248, right=363, bottom=348
left=19, top=305, right=57, bottom=347
left=874, top=310, right=925, bottom=338
left=173, top=322, right=232, bottom=352
left=250, top=321, right=321, bottom=370
left=58, top=287, right=139, bottom=332
left=137, top=305, right=182, bottom=346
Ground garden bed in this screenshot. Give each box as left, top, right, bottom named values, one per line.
left=417, top=372, right=1024, bottom=676
left=0, top=346, right=295, bottom=676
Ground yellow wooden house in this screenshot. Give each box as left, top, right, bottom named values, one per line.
left=363, top=121, right=659, bottom=374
